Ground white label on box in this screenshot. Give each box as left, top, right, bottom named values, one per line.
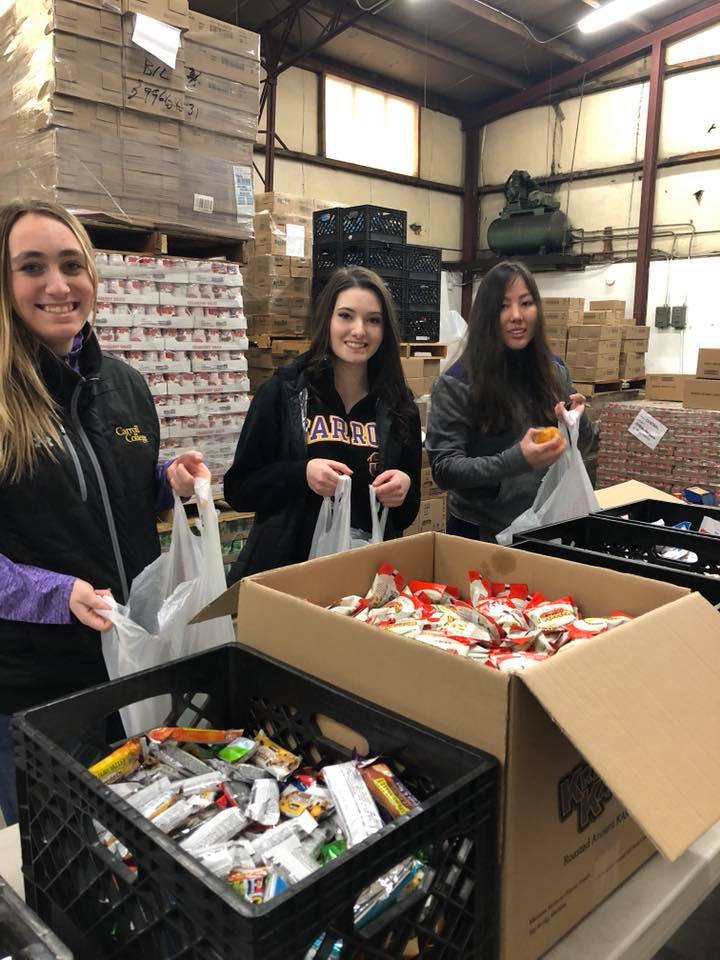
left=285, top=223, right=305, bottom=258
left=700, top=515, right=720, bottom=536
left=131, top=13, right=181, bottom=70
left=232, top=165, right=254, bottom=220
left=193, top=194, right=214, bottom=214
left=628, top=410, right=668, bottom=450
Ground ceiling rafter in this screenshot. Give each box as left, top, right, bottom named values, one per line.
left=443, top=0, right=585, bottom=63
left=305, top=1, right=527, bottom=89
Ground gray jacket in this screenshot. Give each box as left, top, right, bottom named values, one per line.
left=426, top=358, right=594, bottom=539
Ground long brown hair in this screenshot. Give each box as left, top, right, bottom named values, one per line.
left=307, top=266, right=415, bottom=430
left=0, top=199, right=97, bottom=481
left=460, top=260, right=563, bottom=432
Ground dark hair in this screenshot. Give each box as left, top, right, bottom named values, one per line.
left=307, top=266, right=415, bottom=431
left=460, top=260, right=563, bottom=432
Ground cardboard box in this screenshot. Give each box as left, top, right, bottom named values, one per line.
left=243, top=255, right=291, bottom=279
left=50, top=0, right=121, bottom=43
left=420, top=466, right=442, bottom=499
left=644, top=373, right=689, bottom=402
left=180, top=125, right=252, bottom=164
left=120, top=0, right=188, bottom=30
left=52, top=32, right=123, bottom=107
left=401, top=357, right=440, bottom=381
left=403, top=498, right=446, bottom=535
left=566, top=339, right=621, bottom=359
left=568, top=324, right=622, bottom=342
left=33, top=95, right=121, bottom=136
left=186, top=9, right=260, bottom=59
left=290, top=257, right=312, bottom=279
left=570, top=365, right=620, bottom=382
left=696, top=348, right=720, bottom=379
left=588, top=299, right=626, bottom=312
left=255, top=192, right=315, bottom=217
left=618, top=354, right=645, bottom=379
left=197, top=535, right=720, bottom=960
left=684, top=376, right=720, bottom=410
left=183, top=67, right=259, bottom=116
left=544, top=323, right=569, bottom=339
left=252, top=211, right=312, bottom=258
left=183, top=38, right=259, bottom=87
left=416, top=398, right=428, bottom=430
left=621, top=325, right=650, bottom=346
left=405, top=377, right=435, bottom=399
left=542, top=297, right=584, bottom=309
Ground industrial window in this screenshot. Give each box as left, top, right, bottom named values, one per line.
left=324, top=75, right=419, bottom=177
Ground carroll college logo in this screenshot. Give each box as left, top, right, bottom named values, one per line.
left=558, top=762, right=612, bottom=832
left=115, top=424, right=148, bottom=443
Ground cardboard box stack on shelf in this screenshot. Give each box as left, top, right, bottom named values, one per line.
left=597, top=400, right=720, bottom=492
left=619, top=324, right=650, bottom=379
left=542, top=298, right=583, bottom=359
left=566, top=324, right=622, bottom=385
left=405, top=448, right=446, bottom=536
left=0, top=0, right=259, bottom=239
left=684, top=348, right=720, bottom=410
left=94, top=251, right=249, bottom=495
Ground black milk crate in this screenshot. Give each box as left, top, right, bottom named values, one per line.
left=313, top=242, right=405, bottom=278
left=14, top=644, right=498, bottom=960
left=0, top=873, right=73, bottom=959
left=313, top=207, right=342, bottom=243
left=341, top=206, right=406, bottom=245
left=599, top=498, right=720, bottom=536
left=402, top=311, right=440, bottom=343
left=383, top=276, right=405, bottom=311
left=512, top=514, right=720, bottom=604
left=405, top=245, right=441, bottom=281
left=405, top=279, right=441, bottom=312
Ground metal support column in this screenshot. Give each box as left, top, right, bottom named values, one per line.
left=633, top=39, right=665, bottom=324
left=264, top=77, right=278, bottom=192
left=461, top=127, right=479, bottom=320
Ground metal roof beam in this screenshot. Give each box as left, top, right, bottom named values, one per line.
left=444, top=0, right=585, bottom=63
left=465, top=0, right=720, bottom=128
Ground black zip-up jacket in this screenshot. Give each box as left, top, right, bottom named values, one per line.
left=0, top=330, right=161, bottom=713
left=224, top=353, right=421, bottom=582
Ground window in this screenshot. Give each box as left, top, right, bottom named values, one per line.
left=324, top=75, right=419, bottom=177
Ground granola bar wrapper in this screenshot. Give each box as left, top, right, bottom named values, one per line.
left=524, top=596, right=578, bottom=631
left=468, top=570, right=493, bottom=607
left=253, top=731, right=302, bottom=780
left=89, top=738, right=142, bottom=784
left=366, top=563, right=404, bottom=607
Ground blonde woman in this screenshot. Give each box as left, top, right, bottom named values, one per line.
left=0, top=199, right=207, bottom=825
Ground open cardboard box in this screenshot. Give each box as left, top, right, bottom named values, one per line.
left=197, top=534, right=720, bottom=960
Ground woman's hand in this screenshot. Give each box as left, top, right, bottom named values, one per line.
left=520, top=428, right=566, bottom=469
left=70, top=580, right=113, bottom=632
left=554, top=393, right=586, bottom=420
left=372, top=469, right=411, bottom=508
left=306, top=459, right=353, bottom=497
left=167, top=450, right=210, bottom=496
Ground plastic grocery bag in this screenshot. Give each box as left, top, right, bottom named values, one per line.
left=101, top=475, right=236, bottom=735
left=309, top=475, right=388, bottom=559
left=496, top=408, right=599, bottom=546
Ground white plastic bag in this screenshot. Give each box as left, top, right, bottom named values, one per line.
left=496, top=408, right=599, bottom=545
left=101, top=475, right=236, bottom=735
left=309, top=475, right=387, bottom=560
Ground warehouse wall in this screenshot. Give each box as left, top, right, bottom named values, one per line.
left=255, top=66, right=464, bottom=260
left=475, top=23, right=720, bottom=363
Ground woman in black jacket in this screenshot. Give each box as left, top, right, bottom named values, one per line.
left=225, top=266, right=421, bottom=580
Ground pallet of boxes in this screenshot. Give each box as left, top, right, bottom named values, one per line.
left=0, top=0, right=261, bottom=512
left=244, top=193, right=337, bottom=391
left=565, top=300, right=649, bottom=394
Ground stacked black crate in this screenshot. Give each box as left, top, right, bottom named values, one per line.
left=312, top=204, right=407, bottom=320
left=404, top=244, right=442, bottom=342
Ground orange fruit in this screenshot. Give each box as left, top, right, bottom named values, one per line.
left=533, top=426, right=562, bottom=444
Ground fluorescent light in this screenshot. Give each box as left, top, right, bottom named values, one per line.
left=578, top=0, right=667, bottom=33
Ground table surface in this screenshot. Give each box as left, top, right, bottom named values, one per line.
left=3, top=818, right=720, bottom=960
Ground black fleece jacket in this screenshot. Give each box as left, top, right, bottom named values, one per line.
left=224, top=353, right=421, bottom=581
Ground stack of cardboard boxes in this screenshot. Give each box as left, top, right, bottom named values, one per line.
left=597, top=400, right=720, bottom=492
left=405, top=450, right=446, bottom=536
left=564, top=300, right=648, bottom=389
left=0, top=0, right=259, bottom=238
left=542, top=298, right=584, bottom=359
left=683, top=349, right=720, bottom=410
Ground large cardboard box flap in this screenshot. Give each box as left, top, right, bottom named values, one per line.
left=595, top=480, right=680, bottom=508
left=520, top=592, right=720, bottom=861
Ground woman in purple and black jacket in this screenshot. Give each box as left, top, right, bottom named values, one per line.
left=0, top=199, right=207, bottom=826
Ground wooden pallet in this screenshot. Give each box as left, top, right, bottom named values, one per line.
left=80, top=217, right=246, bottom=263
left=575, top=377, right=646, bottom=397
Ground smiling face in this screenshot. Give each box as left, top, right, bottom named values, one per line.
left=329, top=286, right=384, bottom=367
left=9, top=212, right=94, bottom=354
left=499, top=275, right=538, bottom=350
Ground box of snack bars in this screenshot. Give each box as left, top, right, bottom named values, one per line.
left=196, top=533, right=720, bottom=960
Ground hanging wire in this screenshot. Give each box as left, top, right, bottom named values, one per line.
left=466, top=0, right=579, bottom=45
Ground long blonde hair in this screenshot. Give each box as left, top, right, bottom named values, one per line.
left=0, top=199, right=97, bottom=481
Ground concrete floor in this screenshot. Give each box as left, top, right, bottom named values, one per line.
left=654, top=883, right=720, bottom=959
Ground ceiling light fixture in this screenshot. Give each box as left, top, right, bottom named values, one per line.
left=578, top=0, right=667, bottom=33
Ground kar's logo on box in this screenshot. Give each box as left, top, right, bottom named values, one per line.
left=558, top=762, right=613, bottom=832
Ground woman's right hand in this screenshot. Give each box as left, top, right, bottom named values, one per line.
left=306, top=459, right=353, bottom=497
left=69, top=580, right=113, bottom=632
left=519, top=428, right=566, bottom=469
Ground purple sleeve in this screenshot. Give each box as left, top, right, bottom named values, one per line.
left=155, top=459, right=174, bottom=512
left=0, top=554, right=75, bottom=624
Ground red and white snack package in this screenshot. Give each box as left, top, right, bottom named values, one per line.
left=366, top=563, right=403, bottom=608
left=524, top=595, right=578, bottom=631
left=468, top=570, right=492, bottom=607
